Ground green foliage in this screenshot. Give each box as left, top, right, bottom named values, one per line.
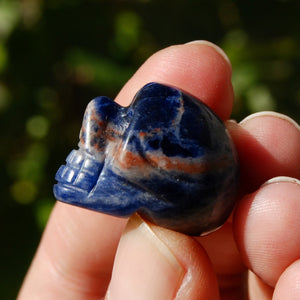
left=1, top=0, right=300, bottom=298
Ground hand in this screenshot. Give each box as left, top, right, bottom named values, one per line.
left=17, top=41, right=300, bottom=300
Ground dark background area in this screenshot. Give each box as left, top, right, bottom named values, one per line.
left=1, top=0, right=299, bottom=298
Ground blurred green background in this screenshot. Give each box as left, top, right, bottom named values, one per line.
left=1, top=0, right=299, bottom=298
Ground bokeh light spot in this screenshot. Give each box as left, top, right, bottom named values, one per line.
left=11, top=180, right=37, bottom=204
left=26, top=115, right=49, bottom=139
left=246, top=85, right=276, bottom=112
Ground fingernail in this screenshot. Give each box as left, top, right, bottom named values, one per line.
left=185, top=40, right=232, bottom=70
left=227, top=119, right=238, bottom=124
left=240, top=111, right=300, bottom=132
left=106, top=214, right=185, bottom=300
left=262, top=176, right=300, bottom=187
left=225, top=119, right=238, bottom=128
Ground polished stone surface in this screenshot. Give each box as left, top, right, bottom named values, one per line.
left=54, top=82, right=238, bottom=235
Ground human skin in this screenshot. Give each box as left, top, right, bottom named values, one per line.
left=17, top=41, right=300, bottom=300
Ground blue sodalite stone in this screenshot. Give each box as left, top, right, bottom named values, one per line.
left=54, top=82, right=238, bottom=235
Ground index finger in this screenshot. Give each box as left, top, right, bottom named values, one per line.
left=116, top=40, right=233, bottom=120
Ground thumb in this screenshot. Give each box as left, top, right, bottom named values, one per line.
left=105, top=214, right=219, bottom=300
